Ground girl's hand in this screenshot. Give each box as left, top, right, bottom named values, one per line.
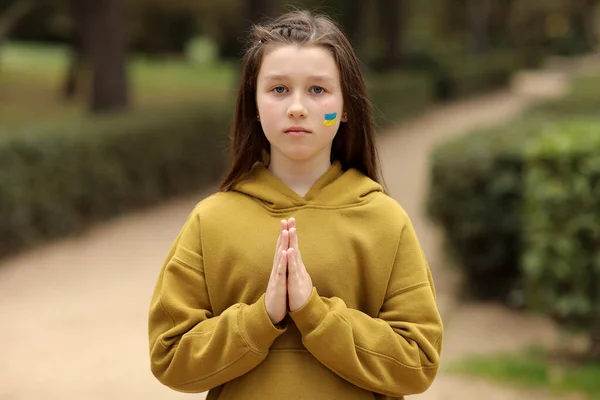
left=265, top=220, right=289, bottom=325
left=286, top=218, right=313, bottom=312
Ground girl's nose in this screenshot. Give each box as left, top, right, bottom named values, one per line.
left=288, top=109, right=307, bottom=118
left=287, top=102, right=307, bottom=119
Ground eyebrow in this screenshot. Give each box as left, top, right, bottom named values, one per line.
left=263, top=74, right=335, bottom=83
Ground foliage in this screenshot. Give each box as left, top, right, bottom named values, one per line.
left=427, top=74, right=600, bottom=303
left=426, top=117, right=549, bottom=301
left=0, top=99, right=233, bottom=260
left=434, top=50, right=529, bottom=99
left=366, top=71, right=435, bottom=128
left=522, top=119, right=600, bottom=339
left=529, top=75, right=600, bottom=119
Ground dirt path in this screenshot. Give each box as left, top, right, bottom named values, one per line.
left=0, top=64, right=582, bottom=399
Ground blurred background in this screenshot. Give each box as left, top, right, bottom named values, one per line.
left=1, top=0, right=600, bottom=399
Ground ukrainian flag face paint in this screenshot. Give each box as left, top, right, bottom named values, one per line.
left=323, top=112, right=337, bottom=127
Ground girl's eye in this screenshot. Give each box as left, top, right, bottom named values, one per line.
left=273, top=86, right=288, bottom=94
left=310, top=86, right=325, bottom=94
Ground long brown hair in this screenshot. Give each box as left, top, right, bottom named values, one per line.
left=218, top=10, right=385, bottom=192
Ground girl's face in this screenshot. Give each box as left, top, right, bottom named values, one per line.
left=256, top=44, right=345, bottom=164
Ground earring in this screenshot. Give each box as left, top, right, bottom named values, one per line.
left=257, top=114, right=260, bottom=121
left=342, top=113, right=348, bottom=122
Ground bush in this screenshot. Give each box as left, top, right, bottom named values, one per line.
left=426, top=119, right=540, bottom=301
left=435, top=51, right=528, bottom=100
left=0, top=100, right=232, bottom=260
left=366, top=71, right=435, bottom=129
left=427, top=73, right=600, bottom=303
left=425, top=114, right=573, bottom=302
left=529, top=75, right=600, bottom=119
left=522, top=119, right=600, bottom=353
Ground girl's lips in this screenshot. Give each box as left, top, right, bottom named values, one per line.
left=284, top=127, right=312, bottom=136
left=285, top=130, right=311, bottom=137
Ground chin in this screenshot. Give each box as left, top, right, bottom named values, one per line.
left=280, top=150, right=315, bottom=161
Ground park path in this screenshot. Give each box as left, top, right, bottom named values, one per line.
left=1, top=55, right=596, bottom=400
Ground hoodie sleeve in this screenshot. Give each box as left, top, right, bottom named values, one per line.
left=289, top=216, right=443, bottom=397
left=148, top=206, right=287, bottom=393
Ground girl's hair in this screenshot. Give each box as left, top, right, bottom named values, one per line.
left=218, top=10, right=385, bottom=192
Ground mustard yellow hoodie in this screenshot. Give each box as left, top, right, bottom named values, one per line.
left=148, top=160, right=443, bottom=399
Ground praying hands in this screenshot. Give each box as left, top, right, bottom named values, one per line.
left=265, top=217, right=313, bottom=324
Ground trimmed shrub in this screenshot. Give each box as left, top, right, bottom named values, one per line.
left=426, top=117, right=554, bottom=302
left=427, top=73, right=600, bottom=303
left=434, top=51, right=528, bottom=100
left=522, top=119, right=600, bottom=356
left=366, top=71, right=436, bottom=129
left=0, top=100, right=232, bottom=259
left=529, top=75, right=600, bottom=119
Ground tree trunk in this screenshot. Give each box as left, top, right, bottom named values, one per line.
left=82, top=0, right=128, bottom=113
left=344, top=1, right=369, bottom=54
left=378, top=0, right=405, bottom=69
left=578, top=0, right=600, bottom=49
left=62, top=0, right=88, bottom=101
left=467, top=0, right=492, bottom=54
left=245, top=0, right=278, bottom=24
left=493, top=0, right=516, bottom=46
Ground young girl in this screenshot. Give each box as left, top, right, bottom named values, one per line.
left=148, top=10, right=443, bottom=400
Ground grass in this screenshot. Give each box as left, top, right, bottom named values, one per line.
left=0, top=40, right=237, bottom=127
left=524, top=72, right=600, bottom=122
left=446, top=347, right=600, bottom=399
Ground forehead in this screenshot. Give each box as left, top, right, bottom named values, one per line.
left=258, top=44, right=339, bottom=81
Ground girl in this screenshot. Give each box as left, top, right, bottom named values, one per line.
left=148, top=10, right=443, bottom=400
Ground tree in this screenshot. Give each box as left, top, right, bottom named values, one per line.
left=467, top=0, right=492, bottom=54
left=61, top=0, right=86, bottom=101
left=88, top=0, right=128, bottom=112
left=245, top=0, right=278, bottom=24
left=573, top=0, right=600, bottom=49
left=377, top=0, right=407, bottom=69
left=70, top=0, right=128, bottom=113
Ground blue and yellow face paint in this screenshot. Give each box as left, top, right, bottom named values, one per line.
left=323, top=112, right=337, bottom=127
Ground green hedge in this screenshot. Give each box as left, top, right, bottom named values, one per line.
left=522, top=119, right=600, bottom=335
left=434, top=51, right=529, bottom=100
left=366, top=71, right=436, bottom=129
left=0, top=100, right=232, bottom=259
left=529, top=75, right=600, bottom=119
left=363, top=51, right=535, bottom=130
left=427, top=73, right=600, bottom=303
left=426, top=118, right=551, bottom=301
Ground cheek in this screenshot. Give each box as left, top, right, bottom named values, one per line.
left=312, top=95, right=343, bottom=127
left=257, top=95, right=281, bottom=128
left=313, top=96, right=342, bottom=115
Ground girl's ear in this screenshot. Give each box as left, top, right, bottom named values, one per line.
left=341, top=111, right=348, bottom=122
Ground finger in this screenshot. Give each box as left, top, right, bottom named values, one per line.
left=273, top=230, right=282, bottom=263
left=271, top=245, right=281, bottom=281
left=290, top=227, right=302, bottom=268
left=281, top=229, right=289, bottom=250
left=273, top=230, right=288, bottom=275
left=281, top=219, right=288, bottom=232
left=278, top=250, right=287, bottom=280
left=290, top=227, right=299, bottom=251
left=287, top=248, right=296, bottom=278
left=275, top=231, right=282, bottom=252
left=288, top=217, right=295, bottom=230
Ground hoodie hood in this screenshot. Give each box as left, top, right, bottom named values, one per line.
left=231, top=160, right=384, bottom=210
